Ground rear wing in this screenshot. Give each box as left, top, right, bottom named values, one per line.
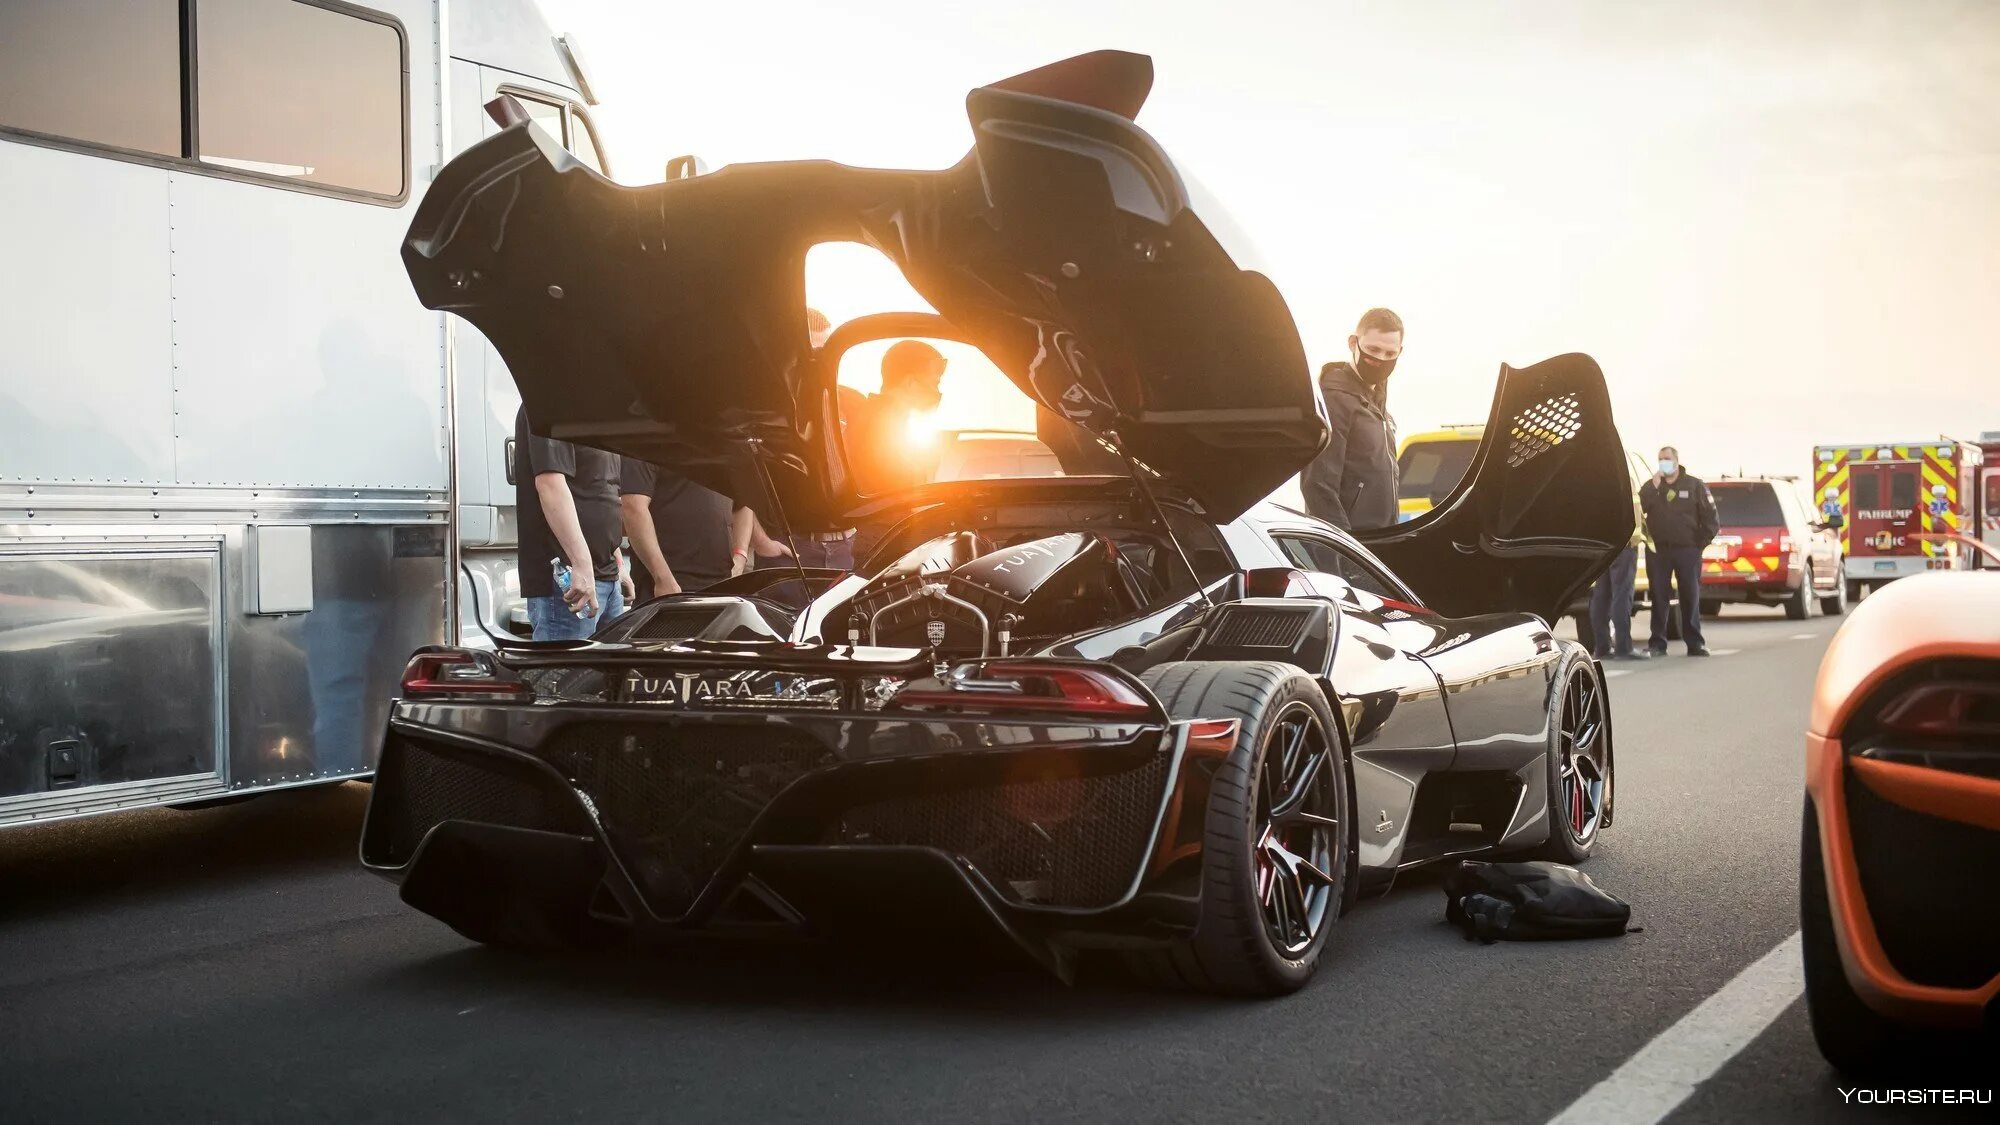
left=1355, top=354, right=1632, bottom=623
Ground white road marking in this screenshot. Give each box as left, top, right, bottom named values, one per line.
left=1708, top=649, right=1741, bottom=656
left=1545, top=932, right=1803, bottom=1125
left=1604, top=669, right=1632, bottom=678
left=1790, top=633, right=1816, bottom=641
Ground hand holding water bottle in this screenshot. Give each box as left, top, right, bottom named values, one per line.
left=551, top=556, right=599, bottom=619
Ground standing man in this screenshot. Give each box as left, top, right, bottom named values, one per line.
left=515, top=406, right=628, bottom=639
left=1589, top=489, right=1649, bottom=660
left=620, top=462, right=738, bottom=600
left=1640, top=445, right=1719, bottom=657
left=1301, top=308, right=1404, bottom=531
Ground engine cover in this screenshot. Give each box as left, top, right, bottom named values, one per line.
left=839, top=532, right=1139, bottom=656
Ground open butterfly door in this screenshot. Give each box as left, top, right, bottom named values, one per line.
left=1354, top=354, right=1633, bottom=623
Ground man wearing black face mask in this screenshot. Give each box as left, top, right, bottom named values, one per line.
left=1302, top=307, right=1404, bottom=531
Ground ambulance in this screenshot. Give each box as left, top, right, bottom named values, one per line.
left=1981, top=431, right=2000, bottom=565
left=1812, top=439, right=1988, bottom=597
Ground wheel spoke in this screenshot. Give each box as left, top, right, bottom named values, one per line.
left=1296, top=856, right=1336, bottom=887
left=1278, top=867, right=1310, bottom=944
left=1275, top=808, right=1340, bottom=832
left=1267, top=851, right=1295, bottom=936
left=1271, top=748, right=1328, bottom=818
left=1278, top=718, right=1308, bottom=778
left=1574, top=717, right=1602, bottom=753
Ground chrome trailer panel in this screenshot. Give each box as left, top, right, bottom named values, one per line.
left=0, top=496, right=446, bottom=827
left=0, top=541, right=226, bottom=810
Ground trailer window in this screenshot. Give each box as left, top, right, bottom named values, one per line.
left=196, top=0, right=404, bottom=195
left=0, top=0, right=182, bottom=156
left=506, top=91, right=606, bottom=175
left=569, top=112, right=605, bottom=174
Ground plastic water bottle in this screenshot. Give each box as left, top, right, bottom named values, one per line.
left=551, top=557, right=584, bottom=617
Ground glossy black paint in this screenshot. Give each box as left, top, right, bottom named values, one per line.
left=401, top=52, right=1324, bottom=527
left=364, top=482, right=1601, bottom=951
left=1356, top=353, right=1634, bottom=623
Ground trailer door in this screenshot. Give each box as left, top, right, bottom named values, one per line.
left=1847, top=460, right=1923, bottom=572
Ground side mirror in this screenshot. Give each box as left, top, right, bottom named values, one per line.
left=663, top=154, right=709, bottom=181
left=1820, top=513, right=1844, bottom=531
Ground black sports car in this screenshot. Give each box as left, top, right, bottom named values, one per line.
left=365, top=51, right=1634, bottom=994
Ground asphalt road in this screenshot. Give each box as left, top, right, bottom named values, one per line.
left=0, top=605, right=1988, bottom=1124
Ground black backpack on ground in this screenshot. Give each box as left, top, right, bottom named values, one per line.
left=1443, top=860, right=1633, bottom=943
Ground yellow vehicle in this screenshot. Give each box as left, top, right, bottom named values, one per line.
left=1395, top=425, right=1484, bottom=520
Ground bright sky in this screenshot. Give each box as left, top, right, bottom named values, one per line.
left=543, top=0, right=2000, bottom=495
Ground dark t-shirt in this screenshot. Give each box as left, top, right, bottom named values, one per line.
left=622, top=459, right=735, bottom=597
left=515, top=407, right=622, bottom=597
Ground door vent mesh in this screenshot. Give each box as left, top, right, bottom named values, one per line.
left=1507, top=392, right=1583, bottom=467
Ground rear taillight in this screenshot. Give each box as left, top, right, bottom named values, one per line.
left=1778, top=535, right=1794, bottom=553
left=889, top=662, right=1155, bottom=717
left=1876, top=681, right=2000, bottom=740
left=400, top=648, right=530, bottom=699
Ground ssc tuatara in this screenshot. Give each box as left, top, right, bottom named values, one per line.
left=363, top=51, right=1637, bottom=994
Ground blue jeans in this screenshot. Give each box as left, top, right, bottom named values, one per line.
left=527, top=580, right=623, bottom=641
left=1588, top=546, right=1638, bottom=657
left=758, top=536, right=854, bottom=572
left=1646, top=546, right=1706, bottom=652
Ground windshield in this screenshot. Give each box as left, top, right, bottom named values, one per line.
left=1397, top=438, right=1478, bottom=502
left=1711, top=483, right=1785, bottom=527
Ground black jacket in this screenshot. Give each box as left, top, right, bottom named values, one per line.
left=1301, top=361, right=1399, bottom=531
left=1639, top=470, right=1720, bottom=550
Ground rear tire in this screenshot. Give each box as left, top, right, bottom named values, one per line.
left=1128, top=661, right=1353, bottom=996
left=1701, top=600, right=1724, bottom=620
left=1784, top=568, right=1814, bottom=620
left=1846, top=579, right=1866, bottom=603
left=1535, top=655, right=1611, bottom=862
left=1819, top=567, right=1848, bottom=616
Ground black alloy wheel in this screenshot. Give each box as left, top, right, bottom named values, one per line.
left=1539, top=656, right=1610, bottom=862
left=1253, top=701, right=1342, bottom=957
left=1131, top=660, right=1352, bottom=996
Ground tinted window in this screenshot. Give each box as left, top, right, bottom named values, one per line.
left=1852, top=472, right=1881, bottom=512
left=1397, top=438, right=1478, bottom=502
left=0, top=1, right=182, bottom=155
left=1710, top=484, right=1784, bottom=527
left=1986, top=473, right=2000, bottom=517
left=517, top=95, right=565, bottom=143
left=1889, top=468, right=1919, bottom=511
left=1274, top=535, right=1407, bottom=602
left=569, top=111, right=604, bottom=173
left=196, top=0, right=403, bottom=195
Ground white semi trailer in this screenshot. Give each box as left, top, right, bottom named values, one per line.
left=0, top=0, right=608, bottom=825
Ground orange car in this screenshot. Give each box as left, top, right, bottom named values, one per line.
left=1802, top=569, right=2000, bottom=1071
